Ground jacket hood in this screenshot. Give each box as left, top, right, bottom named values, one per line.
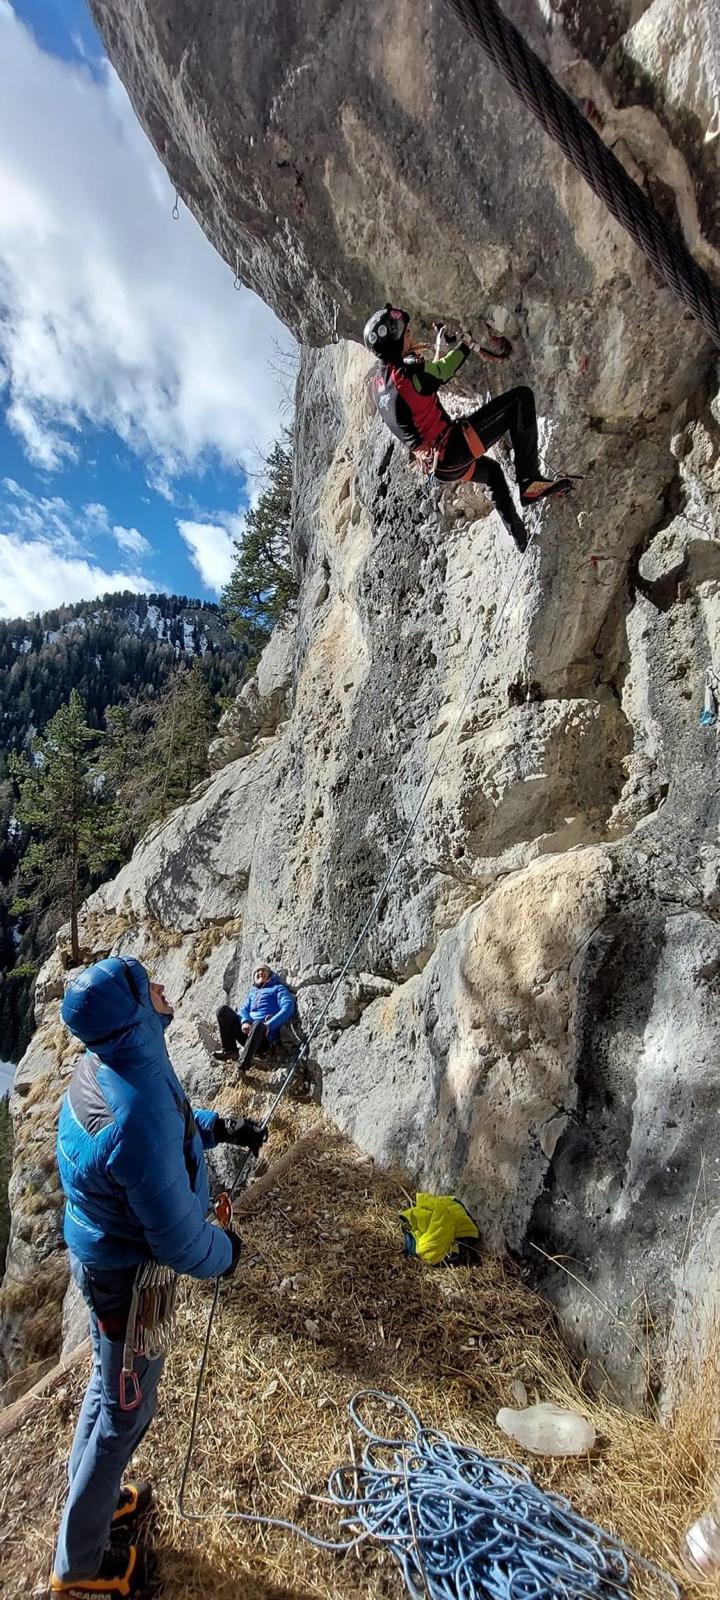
left=62, top=956, right=153, bottom=1050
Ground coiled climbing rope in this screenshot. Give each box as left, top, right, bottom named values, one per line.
left=442, top=0, right=720, bottom=350
left=182, top=1389, right=681, bottom=1600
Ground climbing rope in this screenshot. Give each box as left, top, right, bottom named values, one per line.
left=181, top=1389, right=680, bottom=1600
left=179, top=516, right=545, bottom=1517
left=442, top=0, right=720, bottom=350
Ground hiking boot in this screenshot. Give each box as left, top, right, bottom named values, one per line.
left=112, top=1481, right=154, bottom=1529
left=50, top=1543, right=146, bottom=1599
left=212, top=1048, right=239, bottom=1062
left=519, top=476, right=574, bottom=507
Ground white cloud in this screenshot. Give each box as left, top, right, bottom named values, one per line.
left=0, top=533, right=155, bottom=619
left=1, top=477, right=81, bottom=551
left=178, top=519, right=238, bottom=594
left=83, top=501, right=112, bottom=534
left=0, top=3, right=295, bottom=480
left=113, top=523, right=151, bottom=556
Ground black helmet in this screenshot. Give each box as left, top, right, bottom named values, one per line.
left=363, top=303, right=409, bottom=361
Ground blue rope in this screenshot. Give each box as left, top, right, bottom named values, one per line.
left=324, top=1392, right=681, bottom=1600
left=180, top=1389, right=681, bottom=1600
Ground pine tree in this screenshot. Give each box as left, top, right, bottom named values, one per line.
left=100, top=663, right=215, bottom=837
left=150, top=662, right=215, bottom=821
left=98, top=703, right=148, bottom=850
left=221, top=430, right=297, bottom=656
left=10, top=691, right=120, bottom=964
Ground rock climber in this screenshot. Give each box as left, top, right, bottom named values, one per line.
left=364, top=304, right=573, bottom=551
left=51, top=956, right=267, bottom=1600
left=215, top=961, right=296, bottom=1071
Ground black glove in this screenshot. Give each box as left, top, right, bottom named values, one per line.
left=221, top=1226, right=242, bottom=1278
left=215, top=1116, right=268, bottom=1158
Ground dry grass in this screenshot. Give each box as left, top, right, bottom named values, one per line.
left=145, top=916, right=184, bottom=952
left=186, top=918, right=243, bottom=978
left=2, top=1091, right=719, bottom=1600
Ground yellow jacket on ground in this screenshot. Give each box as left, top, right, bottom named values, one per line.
left=400, top=1192, right=479, bottom=1265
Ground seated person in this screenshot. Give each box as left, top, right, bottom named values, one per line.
left=215, top=962, right=296, bottom=1069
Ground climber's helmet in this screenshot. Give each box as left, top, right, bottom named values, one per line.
left=363, top=304, right=409, bottom=362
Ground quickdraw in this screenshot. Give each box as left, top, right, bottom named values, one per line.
left=700, top=670, right=720, bottom=728
left=120, top=1261, right=179, bottom=1411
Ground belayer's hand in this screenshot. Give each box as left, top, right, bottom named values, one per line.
left=215, top=1116, right=268, bottom=1157
left=221, top=1226, right=242, bottom=1278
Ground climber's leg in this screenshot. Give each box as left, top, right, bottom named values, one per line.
left=465, top=386, right=540, bottom=489
left=239, top=1020, right=271, bottom=1072
left=53, top=1262, right=164, bottom=1587
left=467, top=387, right=575, bottom=504
left=436, top=424, right=527, bottom=549
left=215, top=1004, right=243, bottom=1059
left=469, top=457, right=528, bottom=552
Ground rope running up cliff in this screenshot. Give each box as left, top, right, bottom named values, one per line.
left=179, top=514, right=545, bottom=1521
left=442, top=0, right=720, bottom=350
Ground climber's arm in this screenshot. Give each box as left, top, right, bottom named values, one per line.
left=421, top=342, right=472, bottom=385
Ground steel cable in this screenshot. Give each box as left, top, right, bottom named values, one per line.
left=442, top=0, right=720, bottom=349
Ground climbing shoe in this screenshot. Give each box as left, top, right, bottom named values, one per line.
left=50, top=1543, right=146, bottom=1598
left=212, top=1048, right=239, bottom=1062
left=519, top=477, right=574, bottom=507
left=111, top=1481, right=154, bottom=1529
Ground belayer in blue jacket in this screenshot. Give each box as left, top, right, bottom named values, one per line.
left=215, top=960, right=296, bottom=1072
left=51, top=955, right=267, bottom=1600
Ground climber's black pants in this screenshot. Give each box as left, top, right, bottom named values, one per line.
left=216, top=1006, right=271, bottom=1069
left=436, top=385, right=541, bottom=538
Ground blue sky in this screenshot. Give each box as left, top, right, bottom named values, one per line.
left=0, top=0, right=296, bottom=618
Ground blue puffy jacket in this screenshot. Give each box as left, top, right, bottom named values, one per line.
left=56, top=956, right=231, bottom=1278
left=239, top=971, right=295, bottom=1039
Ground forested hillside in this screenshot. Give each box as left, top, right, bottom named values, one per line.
left=0, top=592, right=238, bottom=750
left=0, top=592, right=245, bottom=1061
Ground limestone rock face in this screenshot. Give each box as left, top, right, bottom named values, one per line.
left=209, top=626, right=295, bottom=771
left=3, top=0, right=720, bottom=1405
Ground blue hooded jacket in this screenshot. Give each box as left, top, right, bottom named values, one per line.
left=239, top=970, right=295, bottom=1038
left=56, top=956, right=231, bottom=1278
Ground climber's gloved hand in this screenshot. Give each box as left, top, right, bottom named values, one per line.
left=220, top=1227, right=242, bottom=1278
left=215, top=1116, right=268, bottom=1157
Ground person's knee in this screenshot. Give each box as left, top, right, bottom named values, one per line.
left=514, top=384, right=535, bottom=420
left=216, top=1004, right=234, bottom=1024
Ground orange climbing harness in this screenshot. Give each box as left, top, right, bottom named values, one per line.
left=412, top=419, right=486, bottom=480
left=452, top=419, right=487, bottom=481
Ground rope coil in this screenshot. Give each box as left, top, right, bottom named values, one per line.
left=442, top=0, right=720, bottom=349
left=180, top=1388, right=681, bottom=1600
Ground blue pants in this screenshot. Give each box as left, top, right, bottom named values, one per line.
left=54, top=1257, right=165, bottom=1582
